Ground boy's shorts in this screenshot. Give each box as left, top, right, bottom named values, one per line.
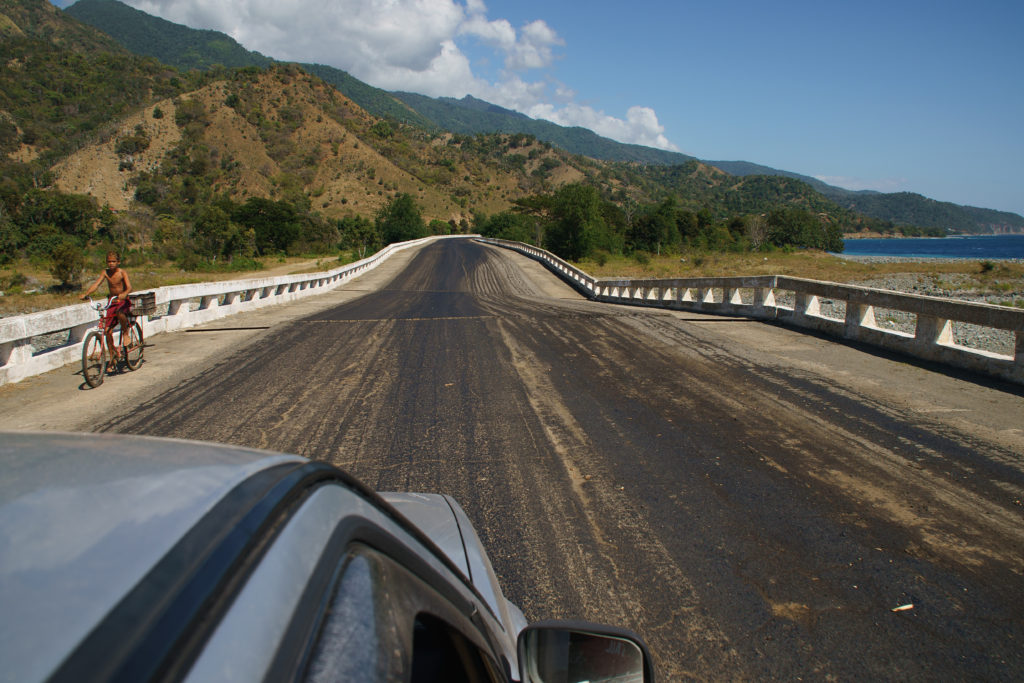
left=103, top=298, right=132, bottom=329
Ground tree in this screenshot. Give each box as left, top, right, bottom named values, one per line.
left=427, top=219, right=451, bottom=235
left=512, top=194, right=556, bottom=245
left=745, top=214, right=770, bottom=250
left=767, top=207, right=843, bottom=251
left=629, top=197, right=681, bottom=254
left=0, top=205, right=22, bottom=264
left=340, top=216, right=379, bottom=258
left=546, top=184, right=607, bottom=261
left=192, top=205, right=236, bottom=259
left=231, top=197, right=301, bottom=254
left=18, top=189, right=97, bottom=241
left=376, top=193, right=425, bottom=244
left=479, top=211, right=534, bottom=243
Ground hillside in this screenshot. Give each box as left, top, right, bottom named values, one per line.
left=2, top=0, right=625, bottom=271
left=46, top=65, right=598, bottom=223
left=820, top=189, right=1024, bottom=235
left=710, top=160, right=1024, bottom=235
left=4, top=2, right=605, bottom=226
left=0, top=0, right=198, bottom=166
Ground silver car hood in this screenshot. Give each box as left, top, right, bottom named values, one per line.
left=0, top=432, right=304, bottom=683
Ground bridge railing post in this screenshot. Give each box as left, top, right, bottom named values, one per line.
left=914, top=314, right=953, bottom=352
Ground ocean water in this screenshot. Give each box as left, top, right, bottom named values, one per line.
left=840, top=234, right=1024, bottom=260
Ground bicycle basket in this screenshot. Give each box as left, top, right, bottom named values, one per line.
left=129, top=291, right=156, bottom=315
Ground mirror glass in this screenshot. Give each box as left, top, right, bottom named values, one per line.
left=524, top=628, right=644, bottom=683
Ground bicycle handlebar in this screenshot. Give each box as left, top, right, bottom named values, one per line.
left=85, top=296, right=129, bottom=312
left=85, top=296, right=112, bottom=311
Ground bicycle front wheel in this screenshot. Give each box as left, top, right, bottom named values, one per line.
left=82, top=331, right=106, bottom=388
left=123, top=321, right=144, bottom=370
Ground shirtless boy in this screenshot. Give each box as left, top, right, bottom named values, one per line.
left=81, top=251, right=133, bottom=368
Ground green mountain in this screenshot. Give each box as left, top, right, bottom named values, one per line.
left=824, top=191, right=1024, bottom=235
left=700, top=161, right=1024, bottom=234
left=36, top=0, right=1024, bottom=237
left=63, top=0, right=695, bottom=166
left=63, top=0, right=273, bottom=70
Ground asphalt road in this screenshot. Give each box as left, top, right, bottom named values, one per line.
left=11, top=238, right=1024, bottom=679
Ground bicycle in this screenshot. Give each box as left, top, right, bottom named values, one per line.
left=82, top=297, right=144, bottom=388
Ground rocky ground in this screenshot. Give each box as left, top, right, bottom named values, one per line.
left=834, top=255, right=1023, bottom=356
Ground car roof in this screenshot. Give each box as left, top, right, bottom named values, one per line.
left=0, top=432, right=304, bottom=683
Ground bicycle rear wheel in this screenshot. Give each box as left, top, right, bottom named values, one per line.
left=123, top=321, right=144, bottom=370
left=82, top=331, right=106, bottom=388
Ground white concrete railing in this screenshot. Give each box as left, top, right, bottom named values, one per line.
left=478, top=237, right=1024, bottom=385
left=0, top=235, right=467, bottom=385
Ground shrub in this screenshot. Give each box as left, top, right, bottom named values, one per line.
left=49, top=242, right=85, bottom=290
left=115, top=134, right=150, bottom=156
left=4, top=272, right=28, bottom=290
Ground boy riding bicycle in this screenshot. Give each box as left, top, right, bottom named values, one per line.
left=81, top=251, right=133, bottom=369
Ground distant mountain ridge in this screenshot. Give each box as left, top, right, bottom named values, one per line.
left=57, top=0, right=1024, bottom=234
left=64, top=0, right=273, bottom=70
left=391, top=92, right=700, bottom=166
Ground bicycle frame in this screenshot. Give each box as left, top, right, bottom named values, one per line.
left=89, top=297, right=133, bottom=348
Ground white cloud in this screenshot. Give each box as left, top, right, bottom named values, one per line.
left=815, top=175, right=909, bottom=192
left=129, top=0, right=465, bottom=72
left=459, top=15, right=517, bottom=52
left=114, top=0, right=679, bottom=150
left=506, top=20, right=562, bottom=70
left=527, top=103, right=680, bottom=152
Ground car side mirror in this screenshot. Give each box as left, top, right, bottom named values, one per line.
left=517, top=620, right=655, bottom=682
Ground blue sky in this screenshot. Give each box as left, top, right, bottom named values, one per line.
left=53, top=0, right=1024, bottom=216
left=470, top=0, right=1023, bottom=215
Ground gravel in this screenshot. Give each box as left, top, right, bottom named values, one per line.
left=828, top=256, right=1022, bottom=356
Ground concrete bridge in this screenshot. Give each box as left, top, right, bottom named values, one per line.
left=2, top=238, right=1022, bottom=679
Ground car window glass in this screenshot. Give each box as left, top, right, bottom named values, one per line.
left=305, top=546, right=504, bottom=683
left=411, top=613, right=502, bottom=683
left=304, top=553, right=389, bottom=682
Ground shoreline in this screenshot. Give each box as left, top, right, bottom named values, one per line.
left=834, top=254, right=1024, bottom=264
left=843, top=233, right=1024, bottom=239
